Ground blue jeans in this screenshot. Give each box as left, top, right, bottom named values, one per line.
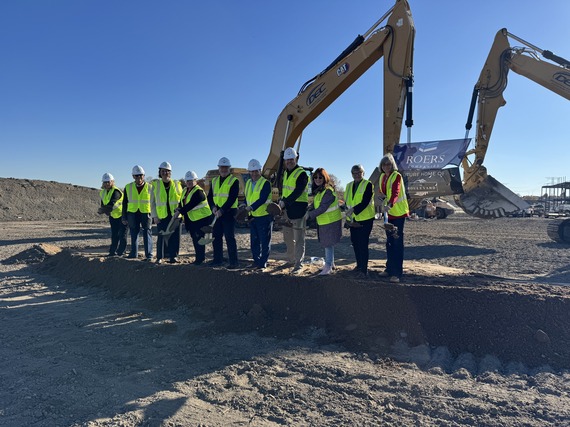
left=324, top=246, right=334, bottom=266
left=250, top=215, right=273, bottom=268
left=127, top=211, right=153, bottom=258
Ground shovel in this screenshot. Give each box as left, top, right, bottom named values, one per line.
left=158, top=213, right=182, bottom=238
left=198, top=216, right=217, bottom=246
left=381, top=212, right=399, bottom=239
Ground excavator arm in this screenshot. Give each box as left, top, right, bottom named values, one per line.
left=262, top=0, right=414, bottom=190
left=457, top=28, right=570, bottom=218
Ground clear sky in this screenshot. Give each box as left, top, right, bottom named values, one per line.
left=1, top=0, right=568, bottom=196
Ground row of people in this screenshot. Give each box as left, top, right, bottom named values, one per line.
left=98, top=150, right=409, bottom=281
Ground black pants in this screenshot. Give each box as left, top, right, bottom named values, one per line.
left=213, top=212, right=238, bottom=264
left=349, top=218, right=373, bottom=273
left=187, top=216, right=212, bottom=263
left=108, top=216, right=127, bottom=256
left=156, top=215, right=180, bottom=261
left=385, top=217, right=406, bottom=277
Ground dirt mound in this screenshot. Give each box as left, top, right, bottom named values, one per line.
left=1, top=243, right=62, bottom=265
left=0, top=177, right=101, bottom=221
left=37, top=248, right=570, bottom=370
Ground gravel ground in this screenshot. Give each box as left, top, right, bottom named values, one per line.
left=1, top=212, right=570, bottom=426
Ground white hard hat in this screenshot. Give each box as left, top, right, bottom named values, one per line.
left=132, top=165, right=145, bottom=175
left=101, top=173, right=114, bottom=182
left=247, top=159, right=262, bottom=171
left=283, top=147, right=298, bottom=160
left=159, top=161, right=172, bottom=171
left=218, top=157, right=231, bottom=167
left=184, top=171, right=198, bottom=181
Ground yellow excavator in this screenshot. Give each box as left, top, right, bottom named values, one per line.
left=262, top=0, right=415, bottom=192
left=457, top=28, right=570, bottom=229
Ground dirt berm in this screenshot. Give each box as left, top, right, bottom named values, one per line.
left=38, top=248, right=570, bottom=370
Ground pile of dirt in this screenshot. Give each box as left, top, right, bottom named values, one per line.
left=0, top=177, right=101, bottom=222
left=1, top=243, right=62, bottom=265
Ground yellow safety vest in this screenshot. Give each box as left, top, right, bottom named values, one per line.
left=313, top=187, right=342, bottom=226
left=99, top=187, right=123, bottom=219
left=153, top=179, right=183, bottom=219
left=125, top=182, right=152, bottom=214
left=245, top=177, right=271, bottom=217
left=181, top=185, right=211, bottom=221
left=380, top=171, right=409, bottom=217
left=282, top=166, right=308, bottom=202
left=212, top=175, right=238, bottom=209
left=345, top=179, right=375, bottom=221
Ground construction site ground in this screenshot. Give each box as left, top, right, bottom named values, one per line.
left=1, top=178, right=570, bottom=426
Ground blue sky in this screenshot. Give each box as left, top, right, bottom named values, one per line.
left=1, top=0, right=568, bottom=196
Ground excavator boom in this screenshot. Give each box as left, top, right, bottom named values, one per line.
left=262, top=0, right=414, bottom=188
left=457, top=28, right=570, bottom=218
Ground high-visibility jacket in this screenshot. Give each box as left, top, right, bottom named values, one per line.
left=99, top=187, right=123, bottom=219
left=313, top=186, right=342, bottom=226
left=125, top=182, right=152, bottom=214
left=245, top=177, right=271, bottom=217
left=345, top=179, right=375, bottom=221
left=153, top=179, right=183, bottom=219
left=212, top=175, right=238, bottom=209
left=181, top=185, right=211, bottom=221
left=282, top=166, right=308, bottom=202
left=380, top=171, right=409, bottom=217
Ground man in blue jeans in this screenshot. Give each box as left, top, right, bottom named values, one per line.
left=244, top=159, right=273, bottom=270
left=122, top=165, right=153, bottom=260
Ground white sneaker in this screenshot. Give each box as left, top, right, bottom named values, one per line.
left=389, top=276, right=400, bottom=283
left=319, top=264, right=333, bottom=275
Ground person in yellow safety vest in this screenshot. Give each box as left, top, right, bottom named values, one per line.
left=278, top=147, right=309, bottom=274
left=98, top=172, right=127, bottom=257
left=305, top=168, right=342, bottom=276
left=344, top=164, right=375, bottom=276
left=378, top=153, right=410, bottom=283
left=207, top=157, right=240, bottom=269
left=243, top=158, right=273, bottom=270
left=151, top=161, right=183, bottom=264
left=122, top=165, right=154, bottom=260
left=175, top=170, right=212, bottom=265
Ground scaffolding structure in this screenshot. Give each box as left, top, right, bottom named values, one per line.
left=541, top=178, right=570, bottom=213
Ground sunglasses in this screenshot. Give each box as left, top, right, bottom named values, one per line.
left=313, top=175, right=324, bottom=180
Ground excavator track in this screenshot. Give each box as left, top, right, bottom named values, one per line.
left=547, top=218, right=570, bottom=244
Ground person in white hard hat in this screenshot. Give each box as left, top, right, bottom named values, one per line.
left=207, top=157, right=240, bottom=269
left=98, top=173, right=127, bottom=257
left=244, top=159, right=273, bottom=270
left=151, top=161, right=183, bottom=264
left=176, top=171, right=212, bottom=265
left=122, top=165, right=153, bottom=260
left=278, top=147, right=309, bottom=274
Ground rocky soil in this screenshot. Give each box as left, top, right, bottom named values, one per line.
left=1, top=178, right=570, bottom=426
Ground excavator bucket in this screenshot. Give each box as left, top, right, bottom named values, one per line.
left=454, top=173, right=529, bottom=219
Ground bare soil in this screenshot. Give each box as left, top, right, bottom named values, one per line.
left=1, top=178, right=570, bottom=426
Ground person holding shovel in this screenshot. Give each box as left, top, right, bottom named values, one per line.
left=207, top=157, right=239, bottom=269
left=244, top=159, right=273, bottom=270
left=98, top=172, right=127, bottom=257
left=176, top=171, right=212, bottom=265
left=305, top=168, right=342, bottom=276
left=151, top=161, right=183, bottom=264
left=278, top=147, right=309, bottom=274
left=344, top=164, right=375, bottom=276
left=378, top=153, right=409, bottom=283
left=122, top=165, right=153, bottom=261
